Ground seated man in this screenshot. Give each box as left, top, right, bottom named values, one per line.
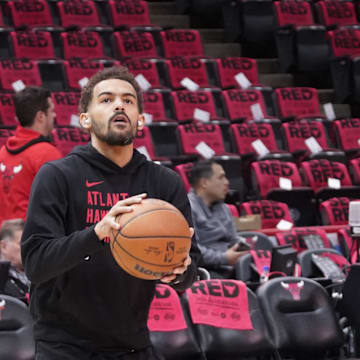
left=0, top=219, right=29, bottom=302
left=188, top=159, right=248, bottom=278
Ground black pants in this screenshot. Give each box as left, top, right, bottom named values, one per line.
left=35, top=341, right=165, bottom=360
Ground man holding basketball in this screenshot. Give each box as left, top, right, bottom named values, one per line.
left=21, top=67, right=200, bottom=359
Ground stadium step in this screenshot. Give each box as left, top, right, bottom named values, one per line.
left=203, top=43, right=241, bottom=58
left=259, top=74, right=294, bottom=88
left=148, top=2, right=178, bottom=15
left=150, top=14, right=190, bottom=28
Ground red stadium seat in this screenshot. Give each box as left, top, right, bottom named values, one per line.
left=52, top=126, right=90, bottom=156
left=230, top=122, right=279, bottom=156
left=113, top=30, right=158, bottom=59
left=251, top=159, right=303, bottom=198
left=319, top=197, right=350, bottom=226
left=222, top=89, right=268, bottom=122
left=56, top=0, right=101, bottom=28
left=166, top=57, right=210, bottom=90
left=301, top=159, right=353, bottom=192
left=0, top=93, right=17, bottom=126
left=10, top=31, right=55, bottom=59
left=108, top=0, right=151, bottom=27
left=61, top=31, right=105, bottom=59
left=275, top=227, right=331, bottom=253
left=240, top=199, right=294, bottom=229
left=331, top=118, right=360, bottom=152
left=216, top=57, right=259, bottom=89
left=121, top=58, right=162, bottom=89
left=51, top=91, right=81, bottom=126
left=63, top=59, right=104, bottom=90
left=275, top=87, right=323, bottom=120
left=174, top=162, right=194, bottom=192
left=274, top=0, right=314, bottom=27
left=328, top=27, right=360, bottom=58
left=6, top=0, right=53, bottom=28
left=160, top=29, right=203, bottom=58
left=0, top=59, right=42, bottom=91
left=171, top=90, right=219, bottom=123
left=177, top=123, right=228, bottom=157
left=316, top=1, right=358, bottom=27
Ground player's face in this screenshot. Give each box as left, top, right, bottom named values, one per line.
left=205, top=163, right=229, bottom=202
left=85, top=79, right=144, bottom=146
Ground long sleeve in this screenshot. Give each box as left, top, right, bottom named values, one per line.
left=21, top=163, right=104, bottom=284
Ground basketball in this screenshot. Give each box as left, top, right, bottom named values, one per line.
left=110, top=198, right=192, bottom=280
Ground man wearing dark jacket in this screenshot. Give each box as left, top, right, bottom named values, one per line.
left=0, top=86, right=62, bottom=224
left=21, top=67, right=200, bottom=359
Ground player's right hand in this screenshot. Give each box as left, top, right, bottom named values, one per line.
left=94, top=193, right=147, bottom=240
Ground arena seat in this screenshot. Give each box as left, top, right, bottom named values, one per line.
left=10, top=30, right=56, bottom=59
left=148, top=284, right=204, bottom=360
left=63, top=59, right=105, bottom=90
left=143, top=90, right=175, bottom=123
left=275, top=227, right=331, bottom=254
left=276, top=25, right=330, bottom=73
left=165, top=57, right=211, bottom=90
left=113, top=30, right=159, bottom=59
left=121, top=58, right=165, bottom=90
left=250, top=159, right=316, bottom=226
left=257, top=277, right=344, bottom=359
left=281, top=119, right=346, bottom=163
left=222, top=88, right=269, bottom=122
left=174, top=162, right=194, bottom=192
left=0, top=92, right=17, bottom=126
left=215, top=57, right=259, bottom=89
left=240, top=199, right=294, bottom=229
left=0, top=59, right=42, bottom=91
left=182, top=279, right=276, bottom=360
left=349, top=157, right=360, bottom=185
left=319, top=197, right=350, bottom=226
left=274, top=0, right=314, bottom=28
left=0, top=295, right=35, bottom=360
left=52, top=126, right=90, bottom=156
left=315, top=0, right=358, bottom=27
left=237, top=231, right=275, bottom=250
left=275, top=87, right=324, bottom=121
left=61, top=30, right=106, bottom=59
left=331, top=118, right=360, bottom=157
left=56, top=0, right=102, bottom=28
left=6, top=0, right=53, bottom=28
left=300, top=159, right=360, bottom=202
left=159, top=29, right=204, bottom=58
left=298, top=248, right=349, bottom=279
left=51, top=91, right=81, bottom=126
left=171, top=90, right=221, bottom=123
left=108, top=0, right=152, bottom=28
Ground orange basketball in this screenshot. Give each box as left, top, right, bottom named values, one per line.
left=110, top=198, right=192, bottom=280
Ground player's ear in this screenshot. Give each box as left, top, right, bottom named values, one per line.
left=80, top=113, right=91, bottom=130
left=137, top=115, right=145, bottom=130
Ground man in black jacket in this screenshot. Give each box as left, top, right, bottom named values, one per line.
left=21, top=67, right=200, bottom=359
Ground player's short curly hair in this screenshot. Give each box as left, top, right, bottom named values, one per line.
left=79, top=66, right=143, bottom=114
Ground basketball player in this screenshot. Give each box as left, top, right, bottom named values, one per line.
left=21, top=67, right=200, bottom=359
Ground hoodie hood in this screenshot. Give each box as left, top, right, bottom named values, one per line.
left=6, top=126, right=51, bottom=155
left=68, top=143, right=147, bottom=175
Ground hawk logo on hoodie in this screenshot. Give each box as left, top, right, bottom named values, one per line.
left=0, top=162, right=23, bottom=193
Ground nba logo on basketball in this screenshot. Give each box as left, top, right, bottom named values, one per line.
left=164, top=241, right=175, bottom=263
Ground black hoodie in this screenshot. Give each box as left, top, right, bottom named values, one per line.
left=21, top=144, right=200, bottom=352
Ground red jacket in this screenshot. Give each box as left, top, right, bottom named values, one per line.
left=0, top=127, right=62, bottom=223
